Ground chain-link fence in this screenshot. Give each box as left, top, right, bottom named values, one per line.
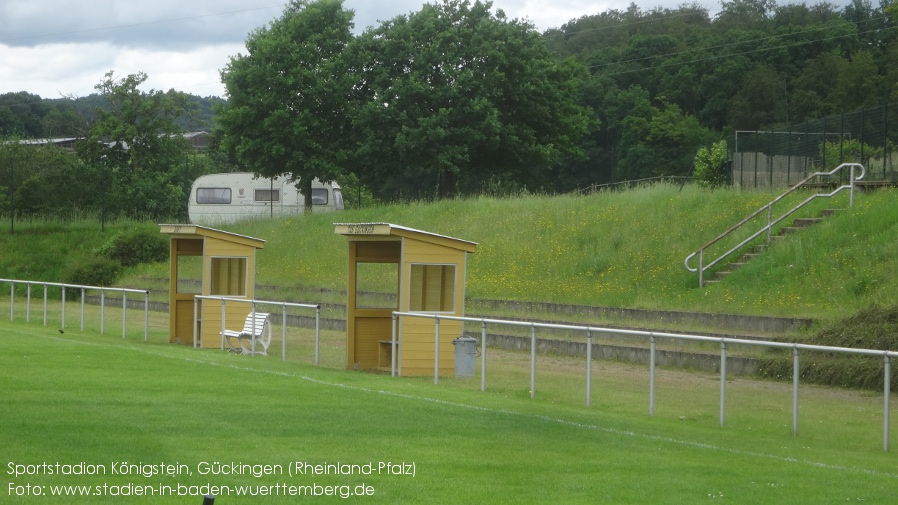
left=730, top=103, right=897, bottom=188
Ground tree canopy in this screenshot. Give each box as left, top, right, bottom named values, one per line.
left=216, top=0, right=592, bottom=201
left=75, top=71, right=195, bottom=222
left=347, top=0, right=592, bottom=199
left=217, top=0, right=355, bottom=208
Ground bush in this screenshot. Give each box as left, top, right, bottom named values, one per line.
left=693, top=140, right=729, bottom=188
left=99, top=227, right=169, bottom=267
left=62, top=257, right=122, bottom=287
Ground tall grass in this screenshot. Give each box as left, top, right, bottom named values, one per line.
left=4, top=184, right=898, bottom=322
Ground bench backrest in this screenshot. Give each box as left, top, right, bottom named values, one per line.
left=241, top=312, right=270, bottom=336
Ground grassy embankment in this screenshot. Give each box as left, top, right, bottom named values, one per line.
left=2, top=183, right=897, bottom=329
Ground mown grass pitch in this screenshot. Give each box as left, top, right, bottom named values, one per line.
left=2, top=320, right=897, bottom=504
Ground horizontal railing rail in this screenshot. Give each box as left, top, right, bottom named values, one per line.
left=394, top=310, right=896, bottom=452
left=684, top=163, right=865, bottom=286
left=194, top=295, right=321, bottom=363
left=3, top=278, right=150, bottom=340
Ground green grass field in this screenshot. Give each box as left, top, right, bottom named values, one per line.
left=3, top=318, right=897, bottom=504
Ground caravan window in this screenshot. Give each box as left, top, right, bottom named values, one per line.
left=196, top=188, right=231, bottom=204
left=311, top=188, right=328, bottom=205
left=254, top=189, right=280, bottom=202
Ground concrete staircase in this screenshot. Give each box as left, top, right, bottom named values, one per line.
left=705, top=209, right=837, bottom=285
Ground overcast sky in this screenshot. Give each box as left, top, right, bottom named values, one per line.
left=0, top=0, right=723, bottom=99
left=1, top=0, right=831, bottom=99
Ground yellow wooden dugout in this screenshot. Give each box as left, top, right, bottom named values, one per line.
left=159, top=224, right=266, bottom=348
left=334, top=223, right=478, bottom=376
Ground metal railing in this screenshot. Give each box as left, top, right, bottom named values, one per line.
left=684, top=163, right=865, bottom=287
left=393, top=310, right=897, bottom=452
left=3, top=278, right=150, bottom=340
left=194, top=295, right=321, bottom=363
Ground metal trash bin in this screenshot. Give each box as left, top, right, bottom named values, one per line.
left=452, top=336, right=478, bottom=378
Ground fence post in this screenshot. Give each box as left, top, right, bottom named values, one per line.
left=391, top=314, right=398, bottom=377
left=586, top=329, right=593, bottom=408
left=8, top=281, right=12, bottom=321
left=43, top=283, right=47, bottom=326
left=884, top=354, right=891, bottom=452
left=530, top=324, right=537, bottom=399
left=61, top=285, right=66, bottom=330
left=282, top=304, right=288, bottom=362
left=100, top=289, right=105, bottom=334
left=314, top=304, right=321, bottom=366
left=250, top=302, right=257, bottom=356
left=80, top=287, right=85, bottom=332
left=720, top=341, right=727, bottom=427
left=219, top=299, right=226, bottom=351
left=121, top=292, right=127, bottom=340
left=481, top=320, right=487, bottom=392
left=649, top=334, right=656, bottom=416
left=193, top=296, right=200, bottom=348
left=792, top=346, right=800, bottom=436
left=144, top=291, right=149, bottom=342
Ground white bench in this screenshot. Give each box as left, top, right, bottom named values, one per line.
left=222, top=312, right=271, bottom=356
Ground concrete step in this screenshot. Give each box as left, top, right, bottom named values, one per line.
left=792, top=217, right=822, bottom=228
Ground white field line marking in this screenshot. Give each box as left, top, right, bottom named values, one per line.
left=22, top=332, right=898, bottom=480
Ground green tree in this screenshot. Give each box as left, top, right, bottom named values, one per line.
left=617, top=96, right=713, bottom=180
left=76, top=71, right=194, bottom=223
left=693, top=140, right=729, bottom=188
left=217, top=0, right=355, bottom=208
left=347, top=0, right=591, bottom=199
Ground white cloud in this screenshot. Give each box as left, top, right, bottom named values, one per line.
left=0, top=0, right=853, bottom=99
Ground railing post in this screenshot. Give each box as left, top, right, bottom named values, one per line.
left=144, top=291, right=149, bottom=342
left=391, top=313, right=398, bottom=377
left=193, top=296, right=200, bottom=348
left=792, top=346, right=800, bottom=436
left=26, top=283, right=32, bottom=322
left=480, top=320, right=487, bottom=392
left=80, top=287, right=85, bottom=332
left=849, top=164, right=856, bottom=208
left=434, top=316, right=441, bottom=385
left=43, top=283, right=48, bottom=326
left=720, top=341, right=727, bottom=427
left=250, top=302, right=257, bottom=356
left=884, top=354, right=891, bottom=452
left=698, top=250, right=704, bottom=288
left=282, top=305, right=288, bottom=362
left=61, top=285, right=66, bottom=331
left=530, top=324, right=537, bottom=399
left=219, top=299, right=226, bottom=351
left=100, top=289, right=105, bottom=335
left=586, top=329, right=593, bottom=408
left=121, top=292, right=127, bottom=340
left=8, top=281, right=12, bottom=321
left=314, top=305, right=321, bottom=366
left=766, top=204, right=772, bottom=245
left=649, top=334, right=656, bottom=416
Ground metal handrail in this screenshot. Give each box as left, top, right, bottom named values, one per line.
left=3, top=278, right=150, bottom=340
left=393, top=309, right=897, bottom=451
left=684, top=163, right=865, bottom=287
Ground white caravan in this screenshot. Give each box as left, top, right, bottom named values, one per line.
left=188, top=172, right=344, bottom=225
